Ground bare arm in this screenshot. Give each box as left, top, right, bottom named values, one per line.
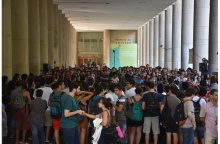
left=111, top=102, right=123, bottom=112
left=142, top=102, right=146, bottom=110
left=187, top=111, right=196, bottom=124
left=82, top=91, right=94, bottom=102
left=160, top=105, right=164, bottom=114
left=84, top=112, right=97, bottom=119
left=64, top=109, right=82, bottom=118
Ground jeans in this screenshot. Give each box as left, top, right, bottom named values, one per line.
left=31, top=124, right=45, bottom=144
left=61, top=126, right=80, bottom=144
left=181, top=127, right=194, bottom=144
left=117, top=120, right=127, bottom=144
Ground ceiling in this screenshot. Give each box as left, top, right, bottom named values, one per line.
left=53, top=0, right=176, bottom=31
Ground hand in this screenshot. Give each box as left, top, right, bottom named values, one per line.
left=193, top=124, right=196, bottom=130
left=77, top=110, right=83, bottom=115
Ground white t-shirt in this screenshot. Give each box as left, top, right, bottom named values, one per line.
left=125, top=87, right=136, bottom=98
left=108, top=91, right=125, bottom=116
left=192, top=96, right=206, bottom=107
left=33, top=87, right=53, bottom=111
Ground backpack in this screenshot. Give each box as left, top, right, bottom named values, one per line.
left=130, top=96, right=143, bottom=121
left=89, top=96, right=103, bottom=126
left=173, top=99, right=190, bottom=126
left=192, top=98, right=202, bottom=125
left=103, top=125, right=119, bottom=143
left=160, top=96, right=172, bottom=128
left=121, top=98, right=133, bottom=119
left=50, top=92, right=65, bottom=119
left=145, top=92, right=159, bottom=116
left=12, top=90, right=25, bottom=109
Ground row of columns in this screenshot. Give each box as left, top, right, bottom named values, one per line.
left=2, top=0, right=77, bottom=79
left=138, top=0, right=218, bottom=73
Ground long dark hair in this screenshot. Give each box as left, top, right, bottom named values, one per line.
left=100, top=98, right=113, bottom=109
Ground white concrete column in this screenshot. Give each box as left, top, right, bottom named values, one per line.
left=47, top=0, right=54, bottom=68
left=28, top=0, right=40, bottom=75
left=2, top=0, right=12, bottom=79
left=165, top=5, right=173, bottom=70
left=159, top=11, right=165, bottom=68
left=149, top=20, right=154, bottom=67
left=40, top=0, right=48, bottom=69
left=209, top=0, right=218, bottom=73
left=138, top=27, right=142, bottom=67
left=11, top=0, right=29, bottom=75
left=58, top=10, right=62, bottom=67
left=73, top=28, right=78, bottom=66
left=193, top=0, right=210, bottom=71
left=181, top=0, right=194, bottom=70
left=172, top=0, right=182, bottom=69
left=53, top=5, right=59, bottom=68
left=154, top=15, right=159, bottom=67
left=145, top=22, right=150, bottom=65
left=103, top=30, right=110, bottom=67
left=142, top=24, right=147, bottom=66
left=142, top=25, right=146, bottom=66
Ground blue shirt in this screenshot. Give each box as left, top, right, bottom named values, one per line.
left=88, top=95, right=102, bottom=108
left=2, top=104, right=6, bottom=122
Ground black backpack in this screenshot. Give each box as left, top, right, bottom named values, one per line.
left=50, top=92, right=65, bottom=119
left=160, top=96, right=172, bottom=128
left=192, top=98, right=202, bottom=125
left=89, top=96, right=103, bottom=126
left=103, top=125, right=119, bottom=144
left=173, top=99, right=190, bottom=126
left=145, top=92, right=159, bottom=116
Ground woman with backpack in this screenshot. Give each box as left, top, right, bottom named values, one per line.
left=127, top=86, right=143, bottom=144
left=12, top=81, right=31, bottom=144
left=83, top=97, right=113, bottom=144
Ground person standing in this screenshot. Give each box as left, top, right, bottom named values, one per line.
left=30, top=89, right=47, bottom=144
left=200, top=89, right=218, bottom=144
left=181, top=87, right=196, bottom=144
left=111, top=84, right=127, bottom=144
left=160, top=85, right=180, bottom=144
left=142, top=81, right=161, bottom=144
left=33, top=77, right=53, bottom=144
left=60, top=82, right=83, bottom=144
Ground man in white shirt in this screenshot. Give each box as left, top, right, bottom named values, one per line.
left=33, top=77, right=53, bottom=144
left=125, top=78, right=136, bottom=98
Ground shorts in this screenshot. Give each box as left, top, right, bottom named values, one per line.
left=45, top=111, right=52, bottom=127
left=166, top=118, right=179, bottom=133
left=143, top=117, right=160, bottom=134
left=205, top=134, right=217, bottom=144
left=52, top=118, right=61, bottom=130
left=194, top=124, right=205, bottom=139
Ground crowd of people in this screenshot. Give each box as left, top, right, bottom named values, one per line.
left=2, top=64, right=218, bottom=144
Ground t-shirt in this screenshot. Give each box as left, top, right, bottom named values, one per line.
left=115, top=95, right=127, bottom=121
left=142, top=92, right=161, bottom=117
left=181, top=100, right=195, bottom=128
left=29, top=98, right=48, bottom=124
left=162, top=95, right=180, bottom=116
left=125, top=87, right=136, bottom=98
left=60, top=95, right=79, bottom=128
left=192, top=96, right=206, bottom=107
left=33, top=87, right=53, bottom=111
